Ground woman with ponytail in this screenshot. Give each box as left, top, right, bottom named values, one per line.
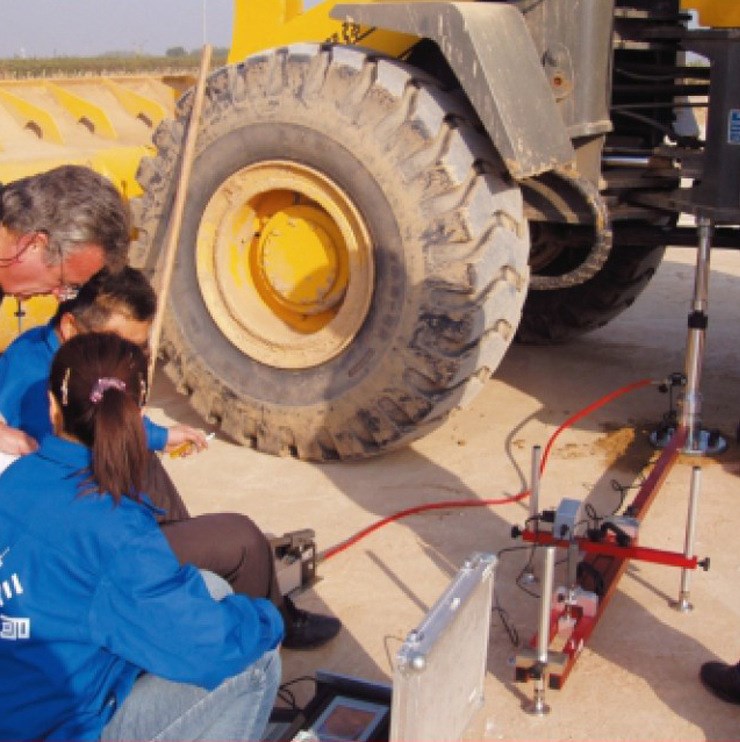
left=0, top=332, right=283, bottom=741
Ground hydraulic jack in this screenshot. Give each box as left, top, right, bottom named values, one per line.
left=651, top=216, right=727, bottom=455
left=651, top=26, right=740, bottom=455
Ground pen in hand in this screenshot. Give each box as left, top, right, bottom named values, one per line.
left=169, top=431, right=215, bottom=458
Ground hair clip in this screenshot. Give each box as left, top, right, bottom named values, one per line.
left=138, top=375, right=148, bottom=407
left=61, top=368, right=71, bottom=406
left=90, top=377, right=126, bottom=404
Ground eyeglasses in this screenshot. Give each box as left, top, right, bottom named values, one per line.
left=57, top=262, right=82, bottom=302
left=56, top=245, right=84, bottom=302
left=0, top=229, right=81, bottom=299
left=0, top=231, right=41, bottom=267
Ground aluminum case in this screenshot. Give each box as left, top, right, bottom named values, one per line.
left=390, top=552, right=496, bottom=741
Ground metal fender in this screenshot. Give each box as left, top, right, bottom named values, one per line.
left=330, top=1, right=575, bottom=179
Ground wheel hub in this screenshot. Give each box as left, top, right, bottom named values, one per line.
left=257, top=205, right=345, bottom=316
left=196, top=161, right=373, bottom=369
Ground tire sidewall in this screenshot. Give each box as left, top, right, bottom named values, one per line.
left=174, top=121, right=419, bottom=408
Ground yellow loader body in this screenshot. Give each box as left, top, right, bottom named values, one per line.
left=0, top=0, right=736, bottom=461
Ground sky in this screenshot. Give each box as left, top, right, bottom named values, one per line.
left=0, top=1, right=704, bottom=61
left=1, top=0, right=234, bottom=59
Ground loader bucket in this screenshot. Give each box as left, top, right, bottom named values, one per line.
left=0, top=75, right=191, bottom=194
left=0, top=73, right=192, bottom=348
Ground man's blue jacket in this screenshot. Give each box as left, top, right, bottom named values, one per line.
left=0, top=436, right=283, bottom=740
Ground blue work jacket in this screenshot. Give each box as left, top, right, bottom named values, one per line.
left=0, top=321, right=169, bottom=450
left=0, top=436, right=283, bottom=740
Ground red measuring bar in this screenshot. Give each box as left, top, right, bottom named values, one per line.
left=521, top=529, right=698, bottom=570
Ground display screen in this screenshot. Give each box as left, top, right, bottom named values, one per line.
left=310, top=696, right=388, bottom=741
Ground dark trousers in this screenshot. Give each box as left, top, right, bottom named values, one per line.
left=143, top=454, right=282, bottom=607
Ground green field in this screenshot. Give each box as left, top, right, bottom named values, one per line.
left=0, top=50, right=230, bottom=79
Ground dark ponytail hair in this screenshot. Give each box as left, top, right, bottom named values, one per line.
left=49, top=332, right=149, bottom=503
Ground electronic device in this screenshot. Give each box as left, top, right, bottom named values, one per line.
left=270, top=529, right=317, bottom=595
left=266, top=552, right=496, bottom=742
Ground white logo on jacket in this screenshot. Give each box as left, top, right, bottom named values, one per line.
left=0, top=571, right=29, bottom=639
left=1, top=614, right=30, bottom=640
left=0, top=573, right=23, bottom=607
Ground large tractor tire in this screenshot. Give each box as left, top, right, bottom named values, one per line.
left=516, top=241, right=665, bottom=344
left=131, top=44, right=529, bottom=461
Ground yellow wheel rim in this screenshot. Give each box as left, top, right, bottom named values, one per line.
left=196, top=162, right=374, bottom=369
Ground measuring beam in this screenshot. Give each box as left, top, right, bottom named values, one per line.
left=517, top=425, right=688, bottom=689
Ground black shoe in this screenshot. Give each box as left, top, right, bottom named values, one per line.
left=700, top=660, right=740, bottom=704
left=280, top=596, right=342, bottom=651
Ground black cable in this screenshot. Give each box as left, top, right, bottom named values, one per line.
left=277, top=687, right=297, bottom=710
left=489, top=544, right=541, bottom=646
left=279, top=675, right=317, bottom=692
left=498, top=544, right=535, bottom=560
left=576, top=561, right=605, bottom=597
left=610, top=108, right=678, bottom=140
left=508, top=543, right=539, bottom=594
left=516, top=577, right=541, bottom=599
left=610, top=472, right=646, bottom=515
left=276, top=675, right=318, bottom=712
left=584, top=502, right=599, bottom=522
left=575, top=515, right=596, bottom=533
left=492, top=603, right=520, bottom=647
left=613, top=65, right=706, bottom=83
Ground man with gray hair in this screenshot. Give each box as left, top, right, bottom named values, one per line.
left=0, top=165, right=130, bottom=301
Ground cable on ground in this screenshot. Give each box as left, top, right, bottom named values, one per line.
left=319, top=377, right=655, bottom=562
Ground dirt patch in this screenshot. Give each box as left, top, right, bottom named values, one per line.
left=595, top=423, right=740, bottom=470
left=556, top=442, right=591, bottom=459
left=541, top=421, right=739, bottom=478
left=594, top=426, right=637, bottom=466
left=550, top=425, right=652, bottom=469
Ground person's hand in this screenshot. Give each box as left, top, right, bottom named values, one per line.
left=165, top=425, right=209, bottom=458
left=0, top=422, right=38, bottom=455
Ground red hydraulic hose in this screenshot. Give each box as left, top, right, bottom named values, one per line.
left=320, top=491, right=529, bottom=561
left=539, top=377, right=653, bottom=474
left=320, top=377, right=655, bottom=561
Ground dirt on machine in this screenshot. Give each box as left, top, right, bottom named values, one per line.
left=0, top=0, right=738, bottom=462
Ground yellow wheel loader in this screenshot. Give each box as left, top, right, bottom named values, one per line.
left=1, top=0, right=738, bottom=461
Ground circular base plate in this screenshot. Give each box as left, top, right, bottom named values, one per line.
left=649, top=426, right=727, bottom=455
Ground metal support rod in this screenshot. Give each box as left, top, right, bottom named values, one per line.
left=678, top=217, right=726, bottom=454
left=679, top=216, right=711, bottom=447
left=529, top=445, right=542, bottom=526
left=566, top=542, right=579, bottom=604
left=537, top=547, right=555, bottom=664
left=525, top=545, right=555, bottom=715
left=520, top=446, right=542, bottom=585
left=675, top=466, right=701, bottom=612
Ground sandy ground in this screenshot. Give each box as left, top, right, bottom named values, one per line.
left=148, top=245, right=740, bottom=740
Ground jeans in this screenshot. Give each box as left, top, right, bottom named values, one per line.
left=101, top=572, right=281, bottom=741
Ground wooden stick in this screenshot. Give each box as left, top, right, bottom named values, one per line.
left=147, top=43, right=212, bottom=392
